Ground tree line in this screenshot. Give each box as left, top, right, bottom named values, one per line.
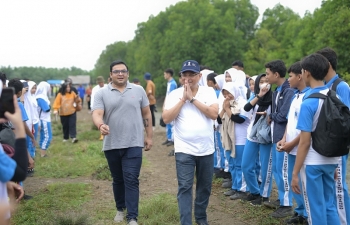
left=2, top=0, right=349, bottom=96
left=94, top=0, right=350, bottom=96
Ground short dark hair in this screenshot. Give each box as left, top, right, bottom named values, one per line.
left=206, top=72, right=218, bottom=84
left=60, top=82, right=71, bottom=95
left=200, top=65, right=211, bottom=71
left=8, top=78, right=23, bottom=94
left=316, top=47, right=337, bottom=71
left=164, top=68, right=174, bottom=76
left=232, top=60, right=244, bottom=68
left=132, top=78, right=140, bottom=83
left=265, top=60, right=287, bottom=78
left=0, top=72, right=7, bottom=84
left=301, top=53, right=329, bottom=81
left=110, top=60, right=128, bottom=72
left=287, top=61, right=302, bottom=75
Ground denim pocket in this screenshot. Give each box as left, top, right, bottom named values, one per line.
left=126, top=147, right=142, bottom=159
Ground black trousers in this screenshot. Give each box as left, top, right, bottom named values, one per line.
left=150, top=105, right=155, bottom=127
left=60, top=112, right=77, bottom=139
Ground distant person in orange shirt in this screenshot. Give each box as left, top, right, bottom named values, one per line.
left=85, top=85, right=92, bottom=110
left=144, top=73, right=156, bottom=130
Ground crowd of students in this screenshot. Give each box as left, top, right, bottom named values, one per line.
left=0, top=75, right=85, bottom=224
left=202, top=47, right=349, bottom=225
left=1, top=47, right=349, bottom=225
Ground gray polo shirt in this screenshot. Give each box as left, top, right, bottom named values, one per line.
left=92, top=82, right=149, bottom=151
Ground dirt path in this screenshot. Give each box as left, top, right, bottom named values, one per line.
left=22, top=107, right=246, bottom=225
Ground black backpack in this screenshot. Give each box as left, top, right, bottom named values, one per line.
left=306, top=90, right=350, bottom=157
left=331, top=77, right=343, bottom=91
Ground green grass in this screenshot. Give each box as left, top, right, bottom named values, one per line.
left=138, top=193, right=179, bottom=225
left=35, top=124, right=106, bottom=178
left=36, top=120, right=149, bottom=179
left=11, top=183, right=91, bottom=225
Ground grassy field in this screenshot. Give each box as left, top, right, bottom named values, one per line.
left=9, top=110, right=350, bottom=225
left=11, top=116, right=181, bottom=225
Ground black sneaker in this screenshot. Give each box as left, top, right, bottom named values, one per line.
left=221, top=181, right=232, bottom=188
left=162, top=140, right=170, bottom=145
left=241, top=193, right=260, bottom=202
left=166, top=141, right=174, bottom=146
left=270, top=206, right=293, bottom=218
left=168, top=149, right=175, bottom=156
left=263, top=199, right=280, bottom=209
left=230, top=191, right=247, bottom=200
left=224, top=189, right=236, bottom=196
left=285, top=212, right=308, bottom=224
left=23, top=194, right=33, bottom=200
left=222, top=178, right=232, bottom=183
left=27, top=169, right=34, bottom=177
left=250, top=197, right=269, bottom=206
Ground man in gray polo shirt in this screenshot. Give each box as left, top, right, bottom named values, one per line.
left=92, top=60, right=153, bottom=225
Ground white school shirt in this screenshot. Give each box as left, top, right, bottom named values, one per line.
left=90, top=84, right=107, bottom=109
left=164, top=86, right=218, bottom=156
left=286, top=90, right=308, bottom=155
left=235, top=109, right=251, bottom=145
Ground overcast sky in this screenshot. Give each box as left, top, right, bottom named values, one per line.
left=0, top=0, right=322, bottom=71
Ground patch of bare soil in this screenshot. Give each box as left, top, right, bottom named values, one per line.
left=23, top=107, right=246, bottom=225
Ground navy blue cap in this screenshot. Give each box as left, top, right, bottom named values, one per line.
left=180, top=60, right=200, bottom=73
left=144, top=72, right=151, bottom=80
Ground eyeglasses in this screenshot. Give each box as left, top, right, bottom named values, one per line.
left=181, top=73, right=199, bottom=78
left=112, top=70, right=128, bottom=75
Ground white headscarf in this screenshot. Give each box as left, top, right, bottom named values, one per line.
left=35, top=81, right=50, bottom=104
left=24, top=81, right=39, bottom=125
left=224, top=68, right=247, bottom=87
left=199, top=69, right=214, bottom=87
left=248, top=75, right=258, bottom=94
left=221, top=82, right=247, bottom=105
left=214, top=74, right=225, bottom=90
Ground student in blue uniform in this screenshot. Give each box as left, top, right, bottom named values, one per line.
left=264, top=60, right=295, bottom=217
left=292, top=53, right=340, bottom=225
left=35, top=81, right=52, bottom=158
left=217, top=82, right=250, bottom=200
left=277, top=61, right=308, bottom=224
left=241, top=74, right=273, bottom=205
left=317, top=47, right=350, bottom=225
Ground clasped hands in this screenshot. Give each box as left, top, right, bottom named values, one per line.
left=180, top=81, right=194, bottom=103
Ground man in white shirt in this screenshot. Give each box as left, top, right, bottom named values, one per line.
left=90, top=76, right=107, bottom=140
left=162, top=60, right=218, bottom=225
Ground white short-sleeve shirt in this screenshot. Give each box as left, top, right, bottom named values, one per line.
left=164, top=86, right=218, bottom=156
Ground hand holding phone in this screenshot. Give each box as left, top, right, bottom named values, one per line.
left=0, top=87, right=15, bottom=119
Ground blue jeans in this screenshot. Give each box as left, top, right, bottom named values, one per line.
left=104, top=147, right=142, bottom=221
left=175, top=153, right=214, bottom=225
left=166, top=123, right=173, bottom=141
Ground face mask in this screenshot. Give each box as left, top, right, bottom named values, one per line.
left=259, top=83, right=270, bottom=91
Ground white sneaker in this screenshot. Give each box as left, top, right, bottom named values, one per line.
left=63, top=139, right=68, bottom=142
left=72, top=138, right=78, bottom=143
left=128, top=219, right=138, bottom=225
left=114, top=211, right=124, bottom=223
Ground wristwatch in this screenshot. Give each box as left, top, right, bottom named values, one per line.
left=256, top=95, right=261, bottom=99
left=190, top=97, right=196, bottom=103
